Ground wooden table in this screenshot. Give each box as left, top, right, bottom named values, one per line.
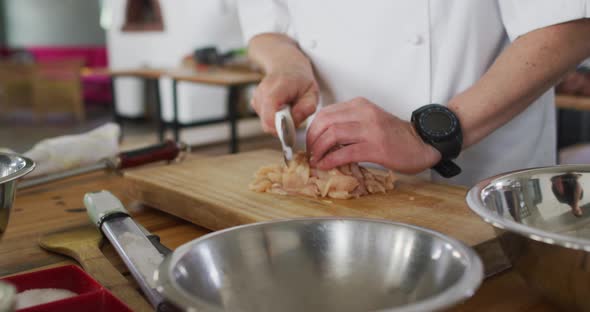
left=555, top=94, right=590, bottom=150
left=165, top=68, right=262, bottom=153
left=82, top=67, right=165, bottom=142
left=556, top=94, right=590, bottom=111
left=104, top=67, right=262, bottom=153
left=0, top=172, right=556, bottom=311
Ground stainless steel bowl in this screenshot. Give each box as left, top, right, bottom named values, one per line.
left=154, top=218, right=483, bottom=312
left=0, top=153, right=35, bottom=238
left=467, top=165, right=590, bottom=311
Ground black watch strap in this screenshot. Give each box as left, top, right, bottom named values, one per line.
left=432, top=159, right=462, bottom=178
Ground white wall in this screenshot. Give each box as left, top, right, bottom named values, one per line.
left=107, top=0, right=243, bottom=69
left=4, top=0, right=105, bottom=46
left=106, top=0, right=262, bottom=145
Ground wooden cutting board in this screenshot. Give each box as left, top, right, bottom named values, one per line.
left=124, top=150, right=497, bottom=246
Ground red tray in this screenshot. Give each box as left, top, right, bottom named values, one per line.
left=1, top=265, right=133, bottom=312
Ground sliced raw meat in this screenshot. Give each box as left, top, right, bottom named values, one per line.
left=249, top=152, right=396, bottom=199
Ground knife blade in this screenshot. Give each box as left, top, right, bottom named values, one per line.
left=85, top=191, right=168, bottom=310
left=275, top=106, right=296, bottom=164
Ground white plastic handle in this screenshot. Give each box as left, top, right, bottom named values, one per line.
left=84, top=190, right=128, bottom=227
left=275, top=106, right=296, bottom=161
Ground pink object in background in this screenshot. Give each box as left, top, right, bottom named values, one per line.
left=26, top=46, right=108, bottom=67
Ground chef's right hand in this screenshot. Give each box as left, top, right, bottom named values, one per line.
left=251, top=68, right=319, bottom=134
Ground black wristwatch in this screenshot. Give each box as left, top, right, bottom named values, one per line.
left=411, top=104, right=463, bottom=178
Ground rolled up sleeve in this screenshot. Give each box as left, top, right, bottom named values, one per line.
left=499, top=0, right=590, bottom=41
left=237, top=0, right=291, bottom=44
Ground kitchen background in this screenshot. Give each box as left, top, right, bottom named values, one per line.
left=1, top=0, right=590, bottom=161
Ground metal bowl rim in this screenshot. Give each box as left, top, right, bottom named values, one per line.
left=0, top=153, right=35, bottom=184
left=155, top=217, right=483, bottom=312
left=466, top=164, right=590, bottom=251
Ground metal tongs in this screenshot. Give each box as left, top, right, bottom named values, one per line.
left=275, top=106, right=296, bottom=164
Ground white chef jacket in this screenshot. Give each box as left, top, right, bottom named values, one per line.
left=238, top=1, right=590, bottom=186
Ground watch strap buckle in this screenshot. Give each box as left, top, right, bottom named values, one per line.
left=433, top=159, right=462, bottom=178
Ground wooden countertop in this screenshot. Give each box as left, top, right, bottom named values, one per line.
left=83, top=66, right=262, bottom=86
left=0, top=168, right=557, bottom=311
left=80, top=70, right=587, bottom=110
left=556, top=94, right=590, bottom=111
left=166, top=68, right=262, bottom=86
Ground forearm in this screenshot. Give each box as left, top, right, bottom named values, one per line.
left=449, top=19, right=590, bottom=148
left=248, top=33, right=313, bottom=75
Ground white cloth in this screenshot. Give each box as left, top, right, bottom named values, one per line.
left=238, top=0, right=590, bottom=186
left=23, top=123, right=120, bottom=178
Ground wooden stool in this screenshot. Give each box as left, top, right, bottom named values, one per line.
left=32, top=59, right=85, bottom=122
left=0, top=62, right=34, bottom=115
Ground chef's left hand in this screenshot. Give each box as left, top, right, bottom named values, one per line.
left=306, top=97, right=441, bottom=174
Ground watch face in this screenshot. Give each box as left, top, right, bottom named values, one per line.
left=420, top=108, right=457, bottom=138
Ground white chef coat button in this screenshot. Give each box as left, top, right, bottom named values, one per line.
left=407, top=35, right=423, bottom=45
left=307, top=40, right=317, bottom=49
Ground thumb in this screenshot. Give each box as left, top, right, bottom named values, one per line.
left=291, top=91, right=318, bottom=127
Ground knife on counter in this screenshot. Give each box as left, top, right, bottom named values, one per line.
left=275, top=106, right=296, bottom=164
left=19, top=140, right=188, bottom=190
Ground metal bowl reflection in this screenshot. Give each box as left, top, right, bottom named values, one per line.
left=0, top=153, right=35, bottom=238
left=467, top=165, right=590, bottom=311
left=154, top=218, right=482, bottom=312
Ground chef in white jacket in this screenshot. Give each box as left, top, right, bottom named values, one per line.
left=237, top=1, right=590, bottom=186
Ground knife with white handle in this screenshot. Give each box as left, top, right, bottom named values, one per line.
left=275, top=106, right=296, bottom=164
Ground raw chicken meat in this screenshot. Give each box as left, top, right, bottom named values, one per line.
left=250, top=152, right=396, bottom=199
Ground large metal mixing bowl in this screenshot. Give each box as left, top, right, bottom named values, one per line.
left=467, top=165, right=590, bottom=311
left=154, top=218, right=483, bottom=312
left=0, top=153, right=35, bottom=239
